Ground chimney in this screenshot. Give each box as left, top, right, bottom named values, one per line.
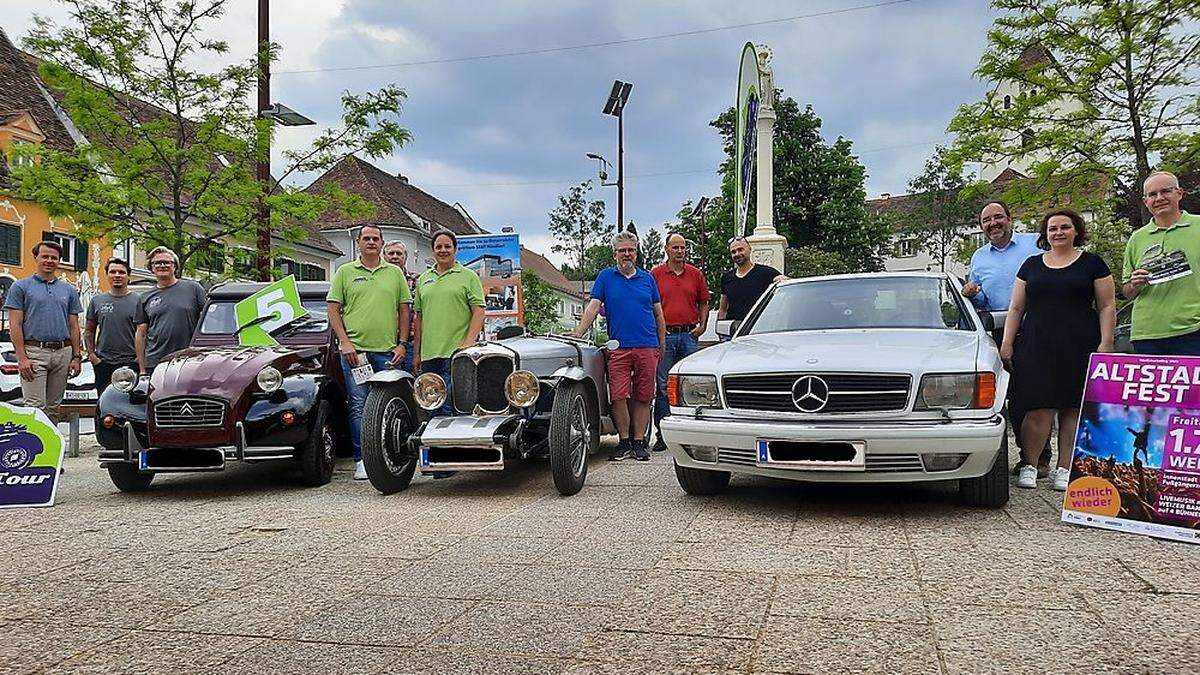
left=396, top=173, right=409, bottom=184
left=880, top=192, right=891, bottom=200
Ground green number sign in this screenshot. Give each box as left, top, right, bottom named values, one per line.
left=234, top=275, right=309, bottom=346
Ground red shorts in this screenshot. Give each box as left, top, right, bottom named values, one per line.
left=607, top=347, right=659, bottom=403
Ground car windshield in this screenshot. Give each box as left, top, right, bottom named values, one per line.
left=199, top=299, right=330, bottom=335
left=742, top=276, right=974, bottom=334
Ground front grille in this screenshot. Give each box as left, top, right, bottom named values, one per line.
left=716, top=447, right=924, bottom=473
left=451, top=353, right=514, bottom=414
left=723, top=373, right=911, bottom=414
left=154, top=397, right=225, bottom=428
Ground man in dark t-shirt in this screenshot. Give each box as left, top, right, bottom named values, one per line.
left=135, top=246, right=207, bottom=373
left=718, top=237, right=784, bottom=323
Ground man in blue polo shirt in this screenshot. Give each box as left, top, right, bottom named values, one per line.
left=573, top=231, right=666, bottom=461
left=961, top=200, right=1047, bottom=475
left=5, top=240, right=83, bottom=423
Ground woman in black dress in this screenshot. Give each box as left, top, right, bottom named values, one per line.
left=1000, top=208, right=1116, bottom=491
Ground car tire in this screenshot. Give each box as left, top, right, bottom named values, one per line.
left=296, top=401, right=335, bottom=487
left=673, top=460, right=731, bottom=495
left=959, top=433, right=1010, bottom=508
left=106, top=463, right=154, bottom=492
left=549, top=381, right=594, bottom=496
left=361, top=382, right=417, bottom=495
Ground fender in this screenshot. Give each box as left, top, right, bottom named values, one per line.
left=551, top=365, right=587, bottom=382
left=366, top=369, right=415, bottom=386
left=246, top=374, right=323, bottom=423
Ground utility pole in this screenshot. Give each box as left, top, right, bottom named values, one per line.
left=255, top=0, right=271, bottom=281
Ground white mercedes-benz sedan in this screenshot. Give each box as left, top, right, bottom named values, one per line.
left=661, top=272, right=1010, bottom=507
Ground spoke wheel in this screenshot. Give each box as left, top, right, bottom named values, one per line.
left=362, top=382, right=418, bottom=494
left=549, top=381, right=596, bottom=496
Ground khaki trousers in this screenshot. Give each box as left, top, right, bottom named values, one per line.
left=20, top=345, right=72, bottom=423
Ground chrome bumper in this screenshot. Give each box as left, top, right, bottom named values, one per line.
left=98, top=421, right=294, bottom=472
left=418, top=414, right=521, bottom=472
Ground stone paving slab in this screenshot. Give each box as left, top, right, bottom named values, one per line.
left=3, top=441, right=1200, bottom=673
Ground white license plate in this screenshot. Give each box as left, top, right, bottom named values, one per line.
left=63, top=390, right=95, bottom=401
left=350, top=362, right=375, bottom=385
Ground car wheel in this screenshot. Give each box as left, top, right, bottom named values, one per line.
left=959, top=433, right=1010, bottom=508
left=673, top=460, right=731, bottom=495
left=549, top=381, right=593, bottom=496
left=361, top=382, right=417, bottom=495
left=296, top=401, right=335, bottom=487
left=106, top=463, right=154, bottom=492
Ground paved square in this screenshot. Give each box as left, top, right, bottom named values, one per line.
left=4, top=440, right=1198, bottom=674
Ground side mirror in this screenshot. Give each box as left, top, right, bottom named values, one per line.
left=715, top=320, right=740, bottom=339
left=603, top=339, right=620, bottom=351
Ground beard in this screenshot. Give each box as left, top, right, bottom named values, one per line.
left=617, top=259, right=636, bottom=275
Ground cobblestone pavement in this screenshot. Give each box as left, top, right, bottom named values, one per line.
left=3, top=439, right=1199, bottom=674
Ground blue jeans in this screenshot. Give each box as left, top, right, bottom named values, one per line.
left=340, top=351, right=394, bottom=461
left=401, top=340, right=414, bottom=373
left=1133, top=330, right=1200, bottom=356
left=422, top=357, right=455, bottom=417
left=655, top=331, right=699, bottom=425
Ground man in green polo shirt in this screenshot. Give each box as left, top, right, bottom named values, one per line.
left=327, top=224, right=411, bottom=479
left=1123, top=171, right=1200, bottom=355
left=413, top=230, right=485, bottom=417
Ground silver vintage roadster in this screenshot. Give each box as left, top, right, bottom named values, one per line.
left=359, top=330, right=615, bottom=496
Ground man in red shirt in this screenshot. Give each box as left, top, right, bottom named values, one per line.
left=650, top=233, right=710, bottom=451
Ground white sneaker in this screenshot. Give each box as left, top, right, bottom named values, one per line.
left=1016, top=464, right=1038, bottom=489
left=353, top=460, right=368, bottom=480
left=1051, top=467, right=1070, bottom=491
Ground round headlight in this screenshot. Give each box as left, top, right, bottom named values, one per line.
left=256, top=366, right=283, bottom=393
left=504, top=370, right=540, bottom=408
left=112, top=366, right=138, bottom=393
left=413, top=372, right=447, bottom=411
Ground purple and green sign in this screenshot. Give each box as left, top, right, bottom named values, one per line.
left=1062, top=353, right=1200, bottom=543
left=734, top=42, right=760, bottom=238
left=0, top=403, right=65, bottom=509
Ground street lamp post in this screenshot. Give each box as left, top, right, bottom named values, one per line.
left=601, top=80, right=631, bottom=231
left=692, top=195, right=710, bottom=275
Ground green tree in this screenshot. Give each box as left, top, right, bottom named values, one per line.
left=948, top=0, right=1200, bottom=231
left=892, top=147, right=977, bottom=271
left=673, top=197, right=732, bottom=291
left=520, top=269, right=560, bottom=333
left=548, top=180, right=609, bottom=281
left=783, top=246, right=855, bottom=279
left=14, top=1, right=408, bottom=276
left=642, top=227, right=664, bottom=268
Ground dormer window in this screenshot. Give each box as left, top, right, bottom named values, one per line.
left=9, top=140, right=34, bottom=167
left=1003, top=95, right=1012, bottom=110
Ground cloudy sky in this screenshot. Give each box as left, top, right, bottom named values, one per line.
left=8, top=0, right=998, bottom=262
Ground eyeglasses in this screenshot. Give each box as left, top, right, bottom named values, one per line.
left=151, top=260, right=174, bottom=267
left=1145, top=187, right=1181, bottom=199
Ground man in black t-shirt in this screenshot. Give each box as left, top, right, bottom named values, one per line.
left=718, top=237, right=785, bottom=323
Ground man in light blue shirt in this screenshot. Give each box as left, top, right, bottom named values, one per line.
left=962, top=201, right=1041, bottom=312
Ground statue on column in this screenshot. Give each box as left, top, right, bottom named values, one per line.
left=756, top=45, right=775, bottom=109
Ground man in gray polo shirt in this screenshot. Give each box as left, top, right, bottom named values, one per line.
left=135, top=246, right=207, bottom=373
left=85, top=257, right=140, bottom=394
left=4, top=240, right=83, bottom=422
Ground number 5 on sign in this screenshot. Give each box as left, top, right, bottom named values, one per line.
left=234, top=276, right=308, bottom=346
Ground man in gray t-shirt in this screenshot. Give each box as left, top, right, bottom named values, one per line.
left=86, top=258, right=140, bottom=393
left=135, top=247, right=208, bottom=372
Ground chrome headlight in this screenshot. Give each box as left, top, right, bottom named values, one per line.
left=112, top=366, right=138, bottom=393
left=256, top=366, right=283, bottom=393
left=413, top=372, right=447, bottom=411
left=916, top=373, right=995, bottom=410
left=504, top=370, right=539, bottom=408
left=671, top=375, right=721, bottom=408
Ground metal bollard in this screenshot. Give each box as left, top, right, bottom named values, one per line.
left=69, top=412, right=80, bottom=458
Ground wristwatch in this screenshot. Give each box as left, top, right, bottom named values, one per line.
left=71, top=353, right=82, bottom=360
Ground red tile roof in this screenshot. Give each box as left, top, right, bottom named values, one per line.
left=0, top=28, right=76, bottom=152
left=520, top=246, right=581, bottom=299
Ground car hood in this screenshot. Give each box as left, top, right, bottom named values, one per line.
left=677, top=329, right=982, bottom=375
left=150, top=345, right=320, bottom=400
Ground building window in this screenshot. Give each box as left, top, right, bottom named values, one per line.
left=300, top=263, right=326, bottom=281
left=1003, top=95, right=1012, bottom=110
left=1021, top=128, right=1034, bottom=149
left=894, top=239, right=918, bottom=258
left=231, top=248, right=256, bottom=279
left=276, top=257, right=299, bottom=278
left=0, top=223, right=19, bottom=265
left=113, top=239, right=143, bottom=271
left=44, top=232, right=79, bottom=268
left=194, top=244, right=226, bottom=274
left=9, top=140, right=34, bottom=168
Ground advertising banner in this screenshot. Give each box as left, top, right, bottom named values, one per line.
left=734, top=41, right=760, bottom=238
left=1062, top=353, right=1200, bottom=543
left=234, top=275, right=309, bottom=346
left=0, top=402, right=65, bottom=509
left=456, top=234, right=522, bottom=339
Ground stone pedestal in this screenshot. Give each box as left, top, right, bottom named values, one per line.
left=748, top=99, right=787, bottom=273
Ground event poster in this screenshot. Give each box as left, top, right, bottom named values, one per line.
left=1062, top=353, right=1200, bottom=544
left=0, top=402, right=65, bottom=509
left=456, top=234, right=523, bottom=339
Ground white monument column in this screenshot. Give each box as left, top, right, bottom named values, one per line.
left=746, top=46, right=787, bottom=271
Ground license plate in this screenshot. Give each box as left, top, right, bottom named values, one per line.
left=63, top=390, right=94, bottom=401
left=350, top=362, right=374, bottom=385
left=756, top=439, right=866, bottom=470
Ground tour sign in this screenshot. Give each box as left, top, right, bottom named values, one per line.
left=234, top=275, right=309, bottom=347
left=0, top=402, right=65, bottom=509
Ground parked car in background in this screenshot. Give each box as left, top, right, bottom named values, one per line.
left=662, top=272, right=1011, bottom=507
left=95, top=282, right=346, bottom=492
left=361, top=329, right=615, bottom=496
left=0, top=342, right=99, bottom=407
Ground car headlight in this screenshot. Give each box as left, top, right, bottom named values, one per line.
left=668, top=374, right=721, bottom=408
left=504, top=370, right=539, bottom=408
left=413, top=372, right=447, bottom=411
left=256, top=366, right=283, bottom=393
left=916, top=373, right=996, bottom=410
left=112, top=366, right=138, bottom=393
